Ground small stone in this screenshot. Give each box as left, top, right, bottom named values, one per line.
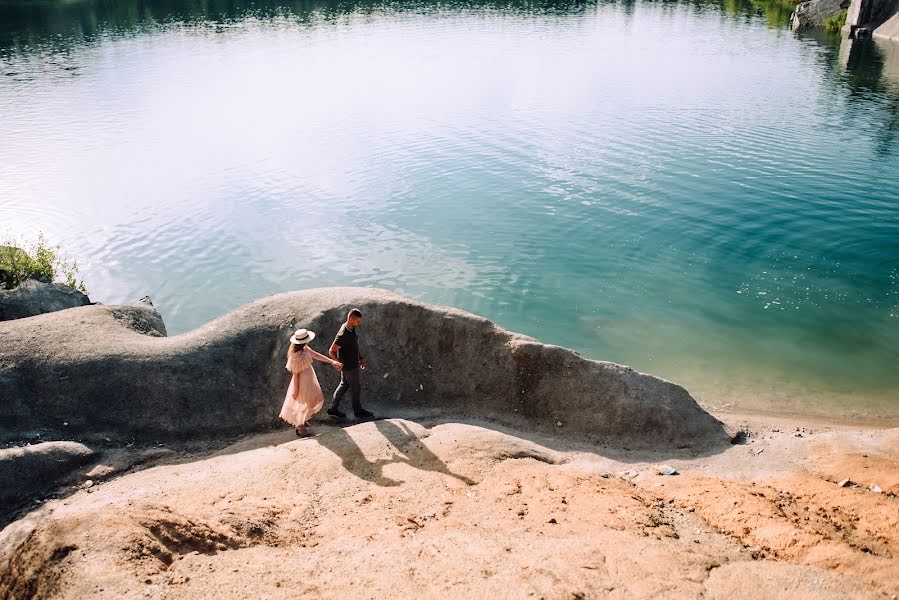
left=871, top=484, right=882, bottom=494
left=548, top=518, right=557, bottom=524
left=556, top=421, right=563, bottom=427
left=86, top=464, right=116, bottom=479
left=657, top=465, right=679, bottom=476
left=838, top=478, right=851, bottom=488
left=81, top=479, right=94, bottom=489
left=383, top=373, right=389, bottom=378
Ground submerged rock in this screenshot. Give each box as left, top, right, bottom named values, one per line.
left=0, top=287, right=729, bottom=449
left=0, top=278, right=90, bottom=321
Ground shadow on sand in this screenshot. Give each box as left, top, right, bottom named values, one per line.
left=313, top=418, right=477, bottom=487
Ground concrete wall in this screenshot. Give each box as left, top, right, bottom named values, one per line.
left=846, top=0, right=899, bottom=32
left=873, top=6, right=899, bottom=39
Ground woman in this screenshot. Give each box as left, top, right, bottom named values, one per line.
left=280, top=328, right=342, bottom=437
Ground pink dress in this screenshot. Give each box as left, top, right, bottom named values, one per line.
left=279, top=349, right=324, bottom=427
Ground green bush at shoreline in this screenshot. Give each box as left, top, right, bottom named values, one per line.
left=0, top=233, right=87, bottom=294
left=825, top=9, right=847, bottom=32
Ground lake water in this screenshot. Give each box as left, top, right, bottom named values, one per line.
left=2, top=0, right=898, bottom=422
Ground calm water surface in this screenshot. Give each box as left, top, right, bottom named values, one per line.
left=2, top=0, right=898, bottom=421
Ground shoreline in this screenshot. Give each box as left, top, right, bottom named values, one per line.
left=707, top=407, right=899, bottom=430
left=1, top=288, right=897, bottom=597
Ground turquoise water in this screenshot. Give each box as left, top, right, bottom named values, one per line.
left=2, top=0, right=898, bottom=421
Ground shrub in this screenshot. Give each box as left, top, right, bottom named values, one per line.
left=825, top=10, right=847, bottom=32
left=0, top=233, right=87, bottom=293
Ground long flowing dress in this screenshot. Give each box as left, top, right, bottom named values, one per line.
left=279, top=349, right=324, bottom=427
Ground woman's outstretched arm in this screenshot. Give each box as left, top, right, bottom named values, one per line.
left=308, top=348, right=342, bottom=368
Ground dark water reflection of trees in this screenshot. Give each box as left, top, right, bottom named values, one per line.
left=1, top=0, right=898, bottom=142
left=0, top=0, right=591, bottom=52
left=0, top=0, right=805, bottom=52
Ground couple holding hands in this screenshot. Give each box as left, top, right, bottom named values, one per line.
left=279, top=308, right=374, bottom=437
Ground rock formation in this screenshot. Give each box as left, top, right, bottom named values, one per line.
left=791, top=0, right=850, bottom=29
left=0, top=279, right=90, bottom=322
left=0, top=288, right=728, bottom=450
left=0, top=442, right=95, bottom=507
left=0, top=419, right=895, bottom=599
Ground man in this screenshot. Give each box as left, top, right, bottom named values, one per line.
left=328, top=308, right=375, bottom=421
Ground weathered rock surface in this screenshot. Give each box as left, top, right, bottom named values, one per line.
left=0, top=288, right=727, bottom=449
left=0, top=279, right=90, bottom=322
left=0, top=442, right=95, bottom=507
left=0, top=419, right=894, bottom=600
left=792, top=0, right=850, bottom=28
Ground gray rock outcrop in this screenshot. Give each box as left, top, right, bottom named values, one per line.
left=0, top=278, right=90, bottom=322
left=0, top=441, right=95, bottom=507
left=0, top=288, right=728, bottom=449
left=792, top=0, right=850, bottom=28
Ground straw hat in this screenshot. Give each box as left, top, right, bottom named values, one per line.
left=289, top=328, right=315, bottom=344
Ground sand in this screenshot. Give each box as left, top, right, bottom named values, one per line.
left=1, top=414, right=896, bottom=600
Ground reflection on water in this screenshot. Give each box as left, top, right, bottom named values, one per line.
left=1, top=0, right=899, bottom=422
left=0, top=0, right=598, bottom=51
left=838, top=33, right=899, bottom=152
left=0, top=0, right=821, bottom=51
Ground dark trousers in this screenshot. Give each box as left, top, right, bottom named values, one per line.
left=331, top=367, right=362, bottom=413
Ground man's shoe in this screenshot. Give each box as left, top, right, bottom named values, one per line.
left=327, top=407, right=347, bottom=419
left=354, top=409, right=375, bottom=421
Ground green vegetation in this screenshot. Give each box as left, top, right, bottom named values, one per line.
left=0, top=233, right=87, bottom=293
left=825, top=9, right=847, bottom=32
left=722, top=0, right=803, bottom=29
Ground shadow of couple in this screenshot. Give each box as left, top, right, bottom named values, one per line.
left=315, top=419, right=476, bottom=487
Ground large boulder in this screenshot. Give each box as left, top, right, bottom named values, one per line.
left=0, top=288, right=728, bottom=449
left=0, top=441, right=95, bottom=507
left=0, top=278, right=90, bottom=322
